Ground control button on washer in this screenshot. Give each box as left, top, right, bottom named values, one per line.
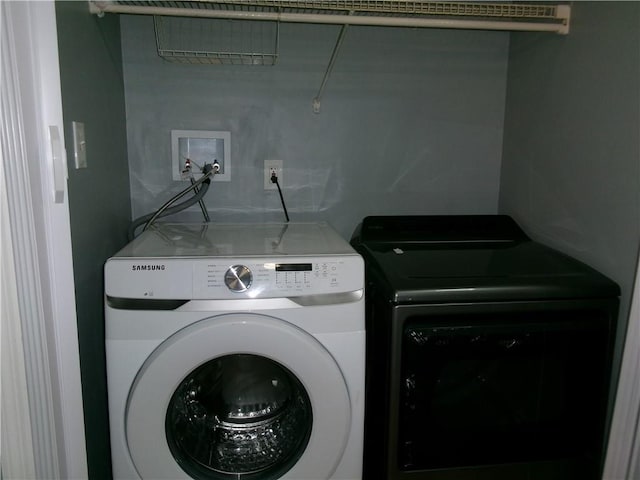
left=224, top=265, right=253, bottom=292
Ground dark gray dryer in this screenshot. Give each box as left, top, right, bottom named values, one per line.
left=351, top=215, right=620, bottom=480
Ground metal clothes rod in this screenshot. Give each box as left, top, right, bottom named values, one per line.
left=89, top=2, right=570, bottom=34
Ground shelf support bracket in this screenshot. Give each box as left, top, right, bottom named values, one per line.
left=312, top=12, right=352, bottom=114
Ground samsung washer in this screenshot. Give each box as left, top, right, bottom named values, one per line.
left=105, top=222, right=365, bottom=480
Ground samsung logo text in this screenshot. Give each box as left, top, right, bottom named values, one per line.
left=131, top=265, right=166, bottom=271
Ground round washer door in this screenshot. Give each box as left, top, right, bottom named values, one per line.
left=126, top=313, right=352, bottom=480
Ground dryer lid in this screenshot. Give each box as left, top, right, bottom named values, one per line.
left=351, top=215, right=620, bottom=303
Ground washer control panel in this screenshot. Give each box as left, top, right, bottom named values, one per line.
left=105, top=255, right=363, bottom=300
left=195, top=257, right=362, bottom=298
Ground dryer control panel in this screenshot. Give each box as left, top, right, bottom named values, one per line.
left=105, top=255, right=364, bottom=300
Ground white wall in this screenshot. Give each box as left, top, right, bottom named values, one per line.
left=120, top=15, right=510, bottom=239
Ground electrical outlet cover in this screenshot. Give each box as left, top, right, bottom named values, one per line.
left=264, top=159, right=283, bottom=190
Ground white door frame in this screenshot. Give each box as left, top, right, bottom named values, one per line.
left=603, top=248, right=640, bottom=479
left=1, top=1, right=87, bottom=478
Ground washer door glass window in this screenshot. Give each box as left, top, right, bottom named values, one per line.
left=126, top=313, right=352, bottom=480
left=166, top=354, right=312, bottom=479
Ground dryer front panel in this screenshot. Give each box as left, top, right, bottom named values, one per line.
left=125, top=313, right=351, bottom=480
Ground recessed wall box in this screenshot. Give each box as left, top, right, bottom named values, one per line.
left=171, top=130, right=231, bottom=182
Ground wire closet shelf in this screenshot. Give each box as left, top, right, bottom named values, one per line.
left=153, top=14, right=279, bottom=65
left=90, top=1, right=571, bottom=64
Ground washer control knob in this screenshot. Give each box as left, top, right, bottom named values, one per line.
left=224, top=265, right=252, bottom=292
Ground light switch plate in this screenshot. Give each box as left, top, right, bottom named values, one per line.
left=72, top=121, right=87, bottom=169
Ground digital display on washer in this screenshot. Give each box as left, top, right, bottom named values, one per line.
left=275, top=263, right=313, bottom=272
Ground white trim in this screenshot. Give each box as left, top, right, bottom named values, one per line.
left=1, top=101, right=37, bottom=479
left=1, top=1, right=88, bottom=478
left=1, top=3, right=59, bottom=476
left=603, top=248, right=640, bottom=479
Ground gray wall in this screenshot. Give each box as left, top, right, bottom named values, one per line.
left=120, top=15, right=509, bottom=239
left=56, top=2, right=131, bottom=478
left=499, top=2, right=640, bottom=384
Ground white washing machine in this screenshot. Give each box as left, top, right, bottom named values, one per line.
left=104, top=222, right=365, bottom=480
